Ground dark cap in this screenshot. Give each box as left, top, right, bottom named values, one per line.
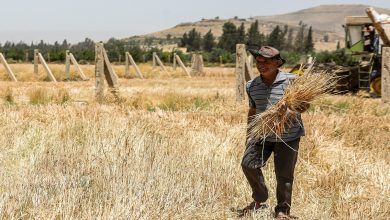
left=247, top=45, right=286, bottom=66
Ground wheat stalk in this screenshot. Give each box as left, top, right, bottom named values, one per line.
left=248, top=66, right=337, bottom=141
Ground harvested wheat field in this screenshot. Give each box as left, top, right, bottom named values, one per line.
left=0, top=64, right=389, bottom=219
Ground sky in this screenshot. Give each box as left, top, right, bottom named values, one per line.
left=0, top=0, right=389, bottom=44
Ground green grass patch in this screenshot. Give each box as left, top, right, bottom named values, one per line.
left=126, top=92, right=212, bottom=112
left=334, top=101, right=350, bottom=110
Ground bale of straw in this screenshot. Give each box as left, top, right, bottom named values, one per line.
left=248, top=67, right=337, bottom=141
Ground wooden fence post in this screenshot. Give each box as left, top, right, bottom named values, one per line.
left=247, top=54, right=254, bottom=68
left=34, top=49, right=39, bottom=74
left=126, top=52, right=144, bottom=78
left=154, top=53, right=167, bottom=71
left=65, top=50, right=87, bottom=80
left=245, top=55, right=255, bottom=79
left=125, top=52, right=130, bottom=77
left=69, top=53, right=87, bottom=80
left=95, top=42, right=120, bottom=102
left=175, top=54, right=191, bottom=77
left=37, top=52, right=57, bottom=82
left=65, top=50, right=71, bottom=80
left=102, top=46, right=119, bottom=87
left=191, top=53, right=204, bottom=75
left=152, top=52, right=156, bottom=68
left=95, top=43, right=105, bottom=102
left=235, top=44, right=253, bottom=102
left=25, top=52, right=29, bottom=63
left=0, top=53, right=17, bottom=82
left=199, top=54, right=204, bottom=71
left=173, top=53, right=177, bottom=70
left=382, top=47, right=390, bottom=103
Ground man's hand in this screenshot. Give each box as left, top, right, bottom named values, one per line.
left=278, top=101, right=288, bottom=117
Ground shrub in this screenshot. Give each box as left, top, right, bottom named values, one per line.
left=29, top=88, right=51, bottom=105
left=4, top=87, right=15, bottom=104
left=55, top=88, right=71, bottom=104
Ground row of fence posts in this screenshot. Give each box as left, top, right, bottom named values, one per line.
left=0, top=48, right=204, bottom=83
left=22, top=52, right=225, bottom=67
left=2, top=43, right=389, bottom=103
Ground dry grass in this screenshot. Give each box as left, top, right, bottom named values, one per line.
left=0, top=65, right=389, bottom=219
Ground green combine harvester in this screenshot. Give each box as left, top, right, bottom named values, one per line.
left=343, top=7, right=390, bottom=96
left=290, top=8, right=389, bottom=96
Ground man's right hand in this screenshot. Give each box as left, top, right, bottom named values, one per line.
left=278, top=101, right=288, bottom=116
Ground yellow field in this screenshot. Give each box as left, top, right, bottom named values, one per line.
left=0, top=64, right=389, bottom=219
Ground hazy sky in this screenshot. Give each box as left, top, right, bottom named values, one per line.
left=1, top=0, right=389, bottom=44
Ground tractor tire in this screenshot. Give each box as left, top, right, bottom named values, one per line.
left=370, top=76, right=381, bottom=96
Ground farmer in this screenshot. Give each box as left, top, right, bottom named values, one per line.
left=238, top=46, right=309, bottom=219
left=362, top=25, right=375, bottom=52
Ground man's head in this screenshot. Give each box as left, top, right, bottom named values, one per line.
left=248, top=46, right=285, bottom=76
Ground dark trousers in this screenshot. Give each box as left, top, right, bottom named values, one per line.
left=241, top=138, right=300, bottom=214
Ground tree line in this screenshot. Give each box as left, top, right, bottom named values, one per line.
left=0, top=37, right=191, bottom=64
left=180, top=20, right=314, bottom=64
left=0, top=20, right=316, bottom=65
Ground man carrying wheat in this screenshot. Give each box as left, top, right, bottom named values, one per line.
left=238, top=46, right=309, bottom=219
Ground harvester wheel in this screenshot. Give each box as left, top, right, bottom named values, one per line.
left=370, top=77, right=381, bottom=96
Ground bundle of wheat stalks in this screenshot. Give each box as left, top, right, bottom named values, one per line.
left=248, top=65, right=337, bottom=141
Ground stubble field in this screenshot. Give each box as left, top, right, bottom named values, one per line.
left=0, top=64, right=389, bottom=219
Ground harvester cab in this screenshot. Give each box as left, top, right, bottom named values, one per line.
left=344, top=8, right=390, bottom=96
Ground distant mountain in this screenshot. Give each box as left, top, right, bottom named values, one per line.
left=253, top=4, right=390, bottom=36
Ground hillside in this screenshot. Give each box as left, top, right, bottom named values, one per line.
left=142, top=17, right=338, bottom=43
left=137, top=4, right=390, bottom=44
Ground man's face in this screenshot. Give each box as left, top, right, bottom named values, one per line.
left=255, top=55, right=281, bottom=75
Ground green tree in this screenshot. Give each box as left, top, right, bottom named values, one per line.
left=285, top=28, right=294, bottom=51
left=267, top=25, right=282, bottom=47
left=180, top=33, right=188, bottom=47
left=206, top=48, right=234, bottom=63
left=202, top=29, right=216, bottom=52
left=247, top=20, right=264, bottom=46
left=127, top=45, right=145, bottom=62
left=70, top=38, right=95, bottom=61
left=237, top=22, right=246, bottom=43
left=304, top=26, right=314, bottom=54
left=186, top=28, right=202, bottom=51
left=166, top=34, right=172, bottom=42
left=279, top=25, right=288, bottom=49
left=61, top=39, right=69, bottom=50
left=104, top=38, right=125, bottom=62
left=294, top=22, right=307, bottom=53
left=323, top=34, right=329, bottom=42
left=218, top=22, right=238, bottom=52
